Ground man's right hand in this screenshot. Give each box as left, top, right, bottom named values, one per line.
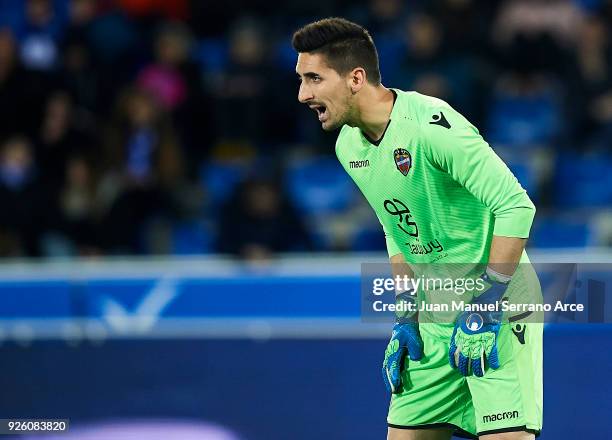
left=382, top=290, right=424, bottom=394
left=382, top=322, right=423, bottom=393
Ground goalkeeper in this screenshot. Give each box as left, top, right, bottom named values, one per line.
left=293, top=17, right=542, bottom=440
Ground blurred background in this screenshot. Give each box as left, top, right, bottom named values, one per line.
left=0, top=0, right=610, bottom=439
left=0, top=0, right=609, bottom=257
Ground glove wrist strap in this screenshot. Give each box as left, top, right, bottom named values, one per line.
left=471, top=271, right=511, bottom=314
left=485, top=266, right=512, bottom=284
left=395, top=289, right=419, bottom=324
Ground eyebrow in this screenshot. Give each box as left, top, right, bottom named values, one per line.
left=296, top=72, right=321, bottom=79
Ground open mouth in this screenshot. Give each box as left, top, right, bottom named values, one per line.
left=310, top=104, right=328, bottom=122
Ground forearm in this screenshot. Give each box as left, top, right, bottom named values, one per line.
left=390, top=252, right=414, bottom=289
left=383, top=252, right=425, bottom=392
left=389, top=252, right=420, bottom=323
left=487, top=235, right=527, bottom=277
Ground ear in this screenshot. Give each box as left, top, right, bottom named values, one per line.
left=348, top=67, right=366, bottom=93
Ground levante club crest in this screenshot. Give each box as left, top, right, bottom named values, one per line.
left=393, top=148, right=412, bottom=176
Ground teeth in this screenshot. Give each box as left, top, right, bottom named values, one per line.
left=318, top=108, right=326, bottom=122
left=310, top=105, right=327, bottom=122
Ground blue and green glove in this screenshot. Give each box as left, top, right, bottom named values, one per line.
left=382, top=290, right=424, bottom=393
left=448, top=268, right=511, bottom=377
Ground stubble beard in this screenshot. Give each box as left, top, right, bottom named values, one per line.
left=323, top=93, right=355, bottom=131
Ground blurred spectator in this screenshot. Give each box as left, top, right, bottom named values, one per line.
left=354, top=0, right=406, bottom=36
left=428, top=0, right=496, bottom=57
left=493, top=0, right=583, bottom=77
left=65, top=0, right=98, bottom=45
left=0, top=136, right=48, bottom=256
left=137, top=22, right=209, bottom=173
left=397, top=13, right=448, bottom=98
left=70, top=0, right=97, bottom=28
left=569, top=14, right=612, bottom=149
left=60, top=36, right=99, bottom=111
left=86, top=7, right=137, bottom=65
left=137, top=23, right=190, bottom=111
left=0, top=28, right=33, bottom=136
left=100, top=87, right=185, bottom=253
left=215, top=16, right=270, bottom=140
left=217, top=177, right=312, bottom=260
left=59, top=0, right=100, bottom=111
left=35, top=90, right=93, bottom=188
left=493, top=0, right=583, bottom=48
left=392, top=13, right=477, bottom=115
left=84, top=7, right=139, bottom=112
left=51, top=154, right=101, bottom=255
left=0, top=0, right=608, bottom=257
left=346, top=0, right=407, bottom=82
left=212, top=18, right=285, bottom=146
left=14, top=0, right=64, bottom=71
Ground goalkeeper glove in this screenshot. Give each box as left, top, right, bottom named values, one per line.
left=448, top=268, right=511, bottom=377
left=382, top=290, right=424, bottom=393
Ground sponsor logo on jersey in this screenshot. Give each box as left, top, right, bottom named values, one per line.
left=349, top=159, right=370, bottom=169
left=384, top=198, right=418, bottom=237
left=383, top=198, right=447, bottom=258
left=407, top=240, right=444, bottom=255
left=482, top=411, right=519, bottom=424
left=429, top=111, right=451, bottom=129
left=393, top=149, right=412, bottom=176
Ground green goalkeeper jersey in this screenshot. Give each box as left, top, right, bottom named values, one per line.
left=336, top=90, right=539, bottom=317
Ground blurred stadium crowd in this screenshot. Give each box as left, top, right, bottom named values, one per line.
left=0, top=0, right=610, bottom=259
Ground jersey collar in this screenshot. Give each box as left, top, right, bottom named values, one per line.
left=360, top=88, right=399, bottom=147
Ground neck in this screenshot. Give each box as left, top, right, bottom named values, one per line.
left=354, top=85, right=395, bottom=141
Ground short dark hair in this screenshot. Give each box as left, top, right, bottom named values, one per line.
left=292, top=17, right=381, bottom=85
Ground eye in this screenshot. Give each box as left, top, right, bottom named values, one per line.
left=312, top=75, right=321, bottom=83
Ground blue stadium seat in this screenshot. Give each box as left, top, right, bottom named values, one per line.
left=193, top=38, right=228, bottom=73
left=172, top=221, right=213, bottom=255
left=308, top=221, right=336, bottom=251
left=375, top=36, right=405, bottom=76
left=507, top=161, right=538, bottom=201
left=554, top=155, right=612, bottom=207
left=529, top=217, right=591, bottom=248
left=0, top=0, right=23, bottom=30
left=573, top=0, right=603, bottom=12
left=199, top=161, right=248, bottom=208
left=487, top=92, right=560, bottom=147
left=274, top=40, right=298, bottom=70
left=285, top=157, right=358, bottom=215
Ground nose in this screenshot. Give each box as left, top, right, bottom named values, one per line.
left=298, top=82, right=313, bottom=103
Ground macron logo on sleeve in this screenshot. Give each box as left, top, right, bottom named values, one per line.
left=429, top=112, right=451, bottom=129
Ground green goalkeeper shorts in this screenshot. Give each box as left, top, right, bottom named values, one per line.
left=387, top=321, right=543, bottom=438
